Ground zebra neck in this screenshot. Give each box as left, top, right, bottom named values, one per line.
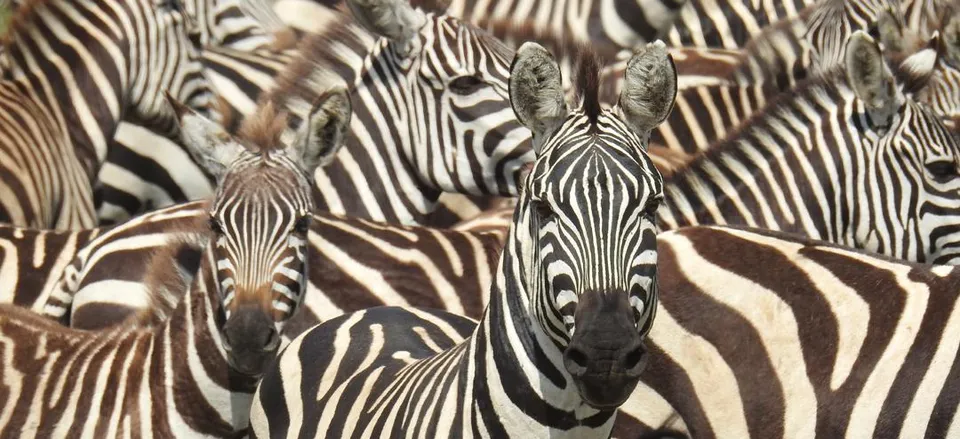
left=465, top=231, right=617, bottom=436
left=1, top=0, right=132, bottom=173
left=658, top=82, right=862, bottom=248
left=315, top=122, right=442, bottom=225
left=156, top=247, right=260, bottom=431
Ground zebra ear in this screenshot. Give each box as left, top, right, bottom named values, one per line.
left=346, top=0, right=426, bottom=45
left=509, top=42, right=568, bottom=147
left=897, top=32, right=940, bottom=94
left=846, top=31, right=900, bottom=129
left=290, top=87, right=351, bottom=175
left=166, top=93, right=243, bottom=179
left=618, top=40, right=677, bottom=138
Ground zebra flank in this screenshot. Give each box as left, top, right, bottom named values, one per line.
left=0, top=0, right=213, bottom=229
left=620, top=225, right=960, bottom=438
left=0, top=225, right=103, bottom=309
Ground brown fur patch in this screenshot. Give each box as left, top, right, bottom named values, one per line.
left=269, top=27, right=300, bottom=52
left=1, top=0, right=48, bottom=47
left=134, top=220, right=209, bottom=328
left=237, top=101, right=290, bottom=153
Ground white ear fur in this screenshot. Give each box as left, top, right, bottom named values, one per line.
left=508, top=42, right=568, bottom=147
left=618, top=40, right=678, bottom=137
left=166, top=93, right=244, bottom=178
left=345, top=0, right=426, bottom=45
left=845, top=30, right=900, bottom=128
left=288, top=87, right=352, bottom=175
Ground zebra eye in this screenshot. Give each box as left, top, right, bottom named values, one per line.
left=156, top=0, right=184, bottom=12
left=449, top=75, right=487, bottom=95
left=644, top=198, right=662, bottom=217
left=209, top=217, right=224, bottom=235
left=293, top=215, right=311, bottom=234
left=533, top=200, right=553, bottom=220
left=926, top=161, right=958, bottom=182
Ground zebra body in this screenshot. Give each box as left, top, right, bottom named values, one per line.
left=0, top=0, right=212, bottom=229
left=618, top=224, right=960, bottom=438
left=657, top=31, right=960, bottom=265
left=250, top=40, right=673, bottom=438
left=42, top=200, right=503, bottom=332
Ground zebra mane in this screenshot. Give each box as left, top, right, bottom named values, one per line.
left=237, top=101, right=290, bottom=153
left=135, top=231, right=207, bottom=328
left=260, top=7, right=362, bottom=126
left=573, top=47, right=603, bottom=123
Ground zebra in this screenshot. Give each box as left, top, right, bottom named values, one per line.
left=248, top=39, right=674, bottom=438
left=0, top=83, right=348, bottom=439
left=93, top=0, right=534, bottom=227
left=0, top=0, right=213, bottom=229
left=657, top=30, right=960, bottom=265
left=43, top=198, right=505, bottom=331
left=606, top=224, right=960, bottom=437
left=651, top=29, right=943, bottom=154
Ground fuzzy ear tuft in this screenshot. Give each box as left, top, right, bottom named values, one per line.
left=845, top=31, right=900, bottom=128
left=289, top=87, right=352, bottom=176
left=166, top=93, right=244, bottom=178
left=509, top=42, right=568, bottom=147
left=618, top=40, right=677, bottom=138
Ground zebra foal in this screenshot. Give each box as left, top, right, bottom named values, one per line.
left=250, top=40, right=675, bottom=438
left=0, top=0, right=213, bottom=229
left=0, top=84, right=348, bottom=438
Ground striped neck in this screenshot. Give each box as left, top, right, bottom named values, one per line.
left=658, top=79, right=860, bottom=247
left=463, top=212, right=617, bottom=436
left=151, top=246, right=260, bottom=434
left=307, top=29, right=442, bottom=224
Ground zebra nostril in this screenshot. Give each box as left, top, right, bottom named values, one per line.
left=622, top=345, right=646, bottom=373
left=563, top=346, right=589, bottom=377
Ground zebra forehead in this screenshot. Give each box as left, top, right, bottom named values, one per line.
left=532, top=148, right=660, bottom=199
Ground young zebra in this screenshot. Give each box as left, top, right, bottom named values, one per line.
left=0, top=88, right=348, bottom=438
left=0, top=0, right=213, bottom=229
left=249, top=40, right=674, bottom=438
left=658, top=31, right=960, bottom=265
left=613, top=224, right=960, bottom=438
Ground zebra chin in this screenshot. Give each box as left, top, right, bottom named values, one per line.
left=562, top=290, right=648, bottom=410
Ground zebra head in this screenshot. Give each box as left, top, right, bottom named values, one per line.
left=169, top=89, right=350, bottom=376
left=344, top=0, right=531, bottom=197
left=843, top=31, right=960, bottom=264
left=128, top=0, right=215, bottom=135
left=910, top=13, right=960, bottom=118
left=508, top=42, right=673, bottom=409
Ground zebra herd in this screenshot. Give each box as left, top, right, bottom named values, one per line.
left=0, top=0, right=958, bottom=436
